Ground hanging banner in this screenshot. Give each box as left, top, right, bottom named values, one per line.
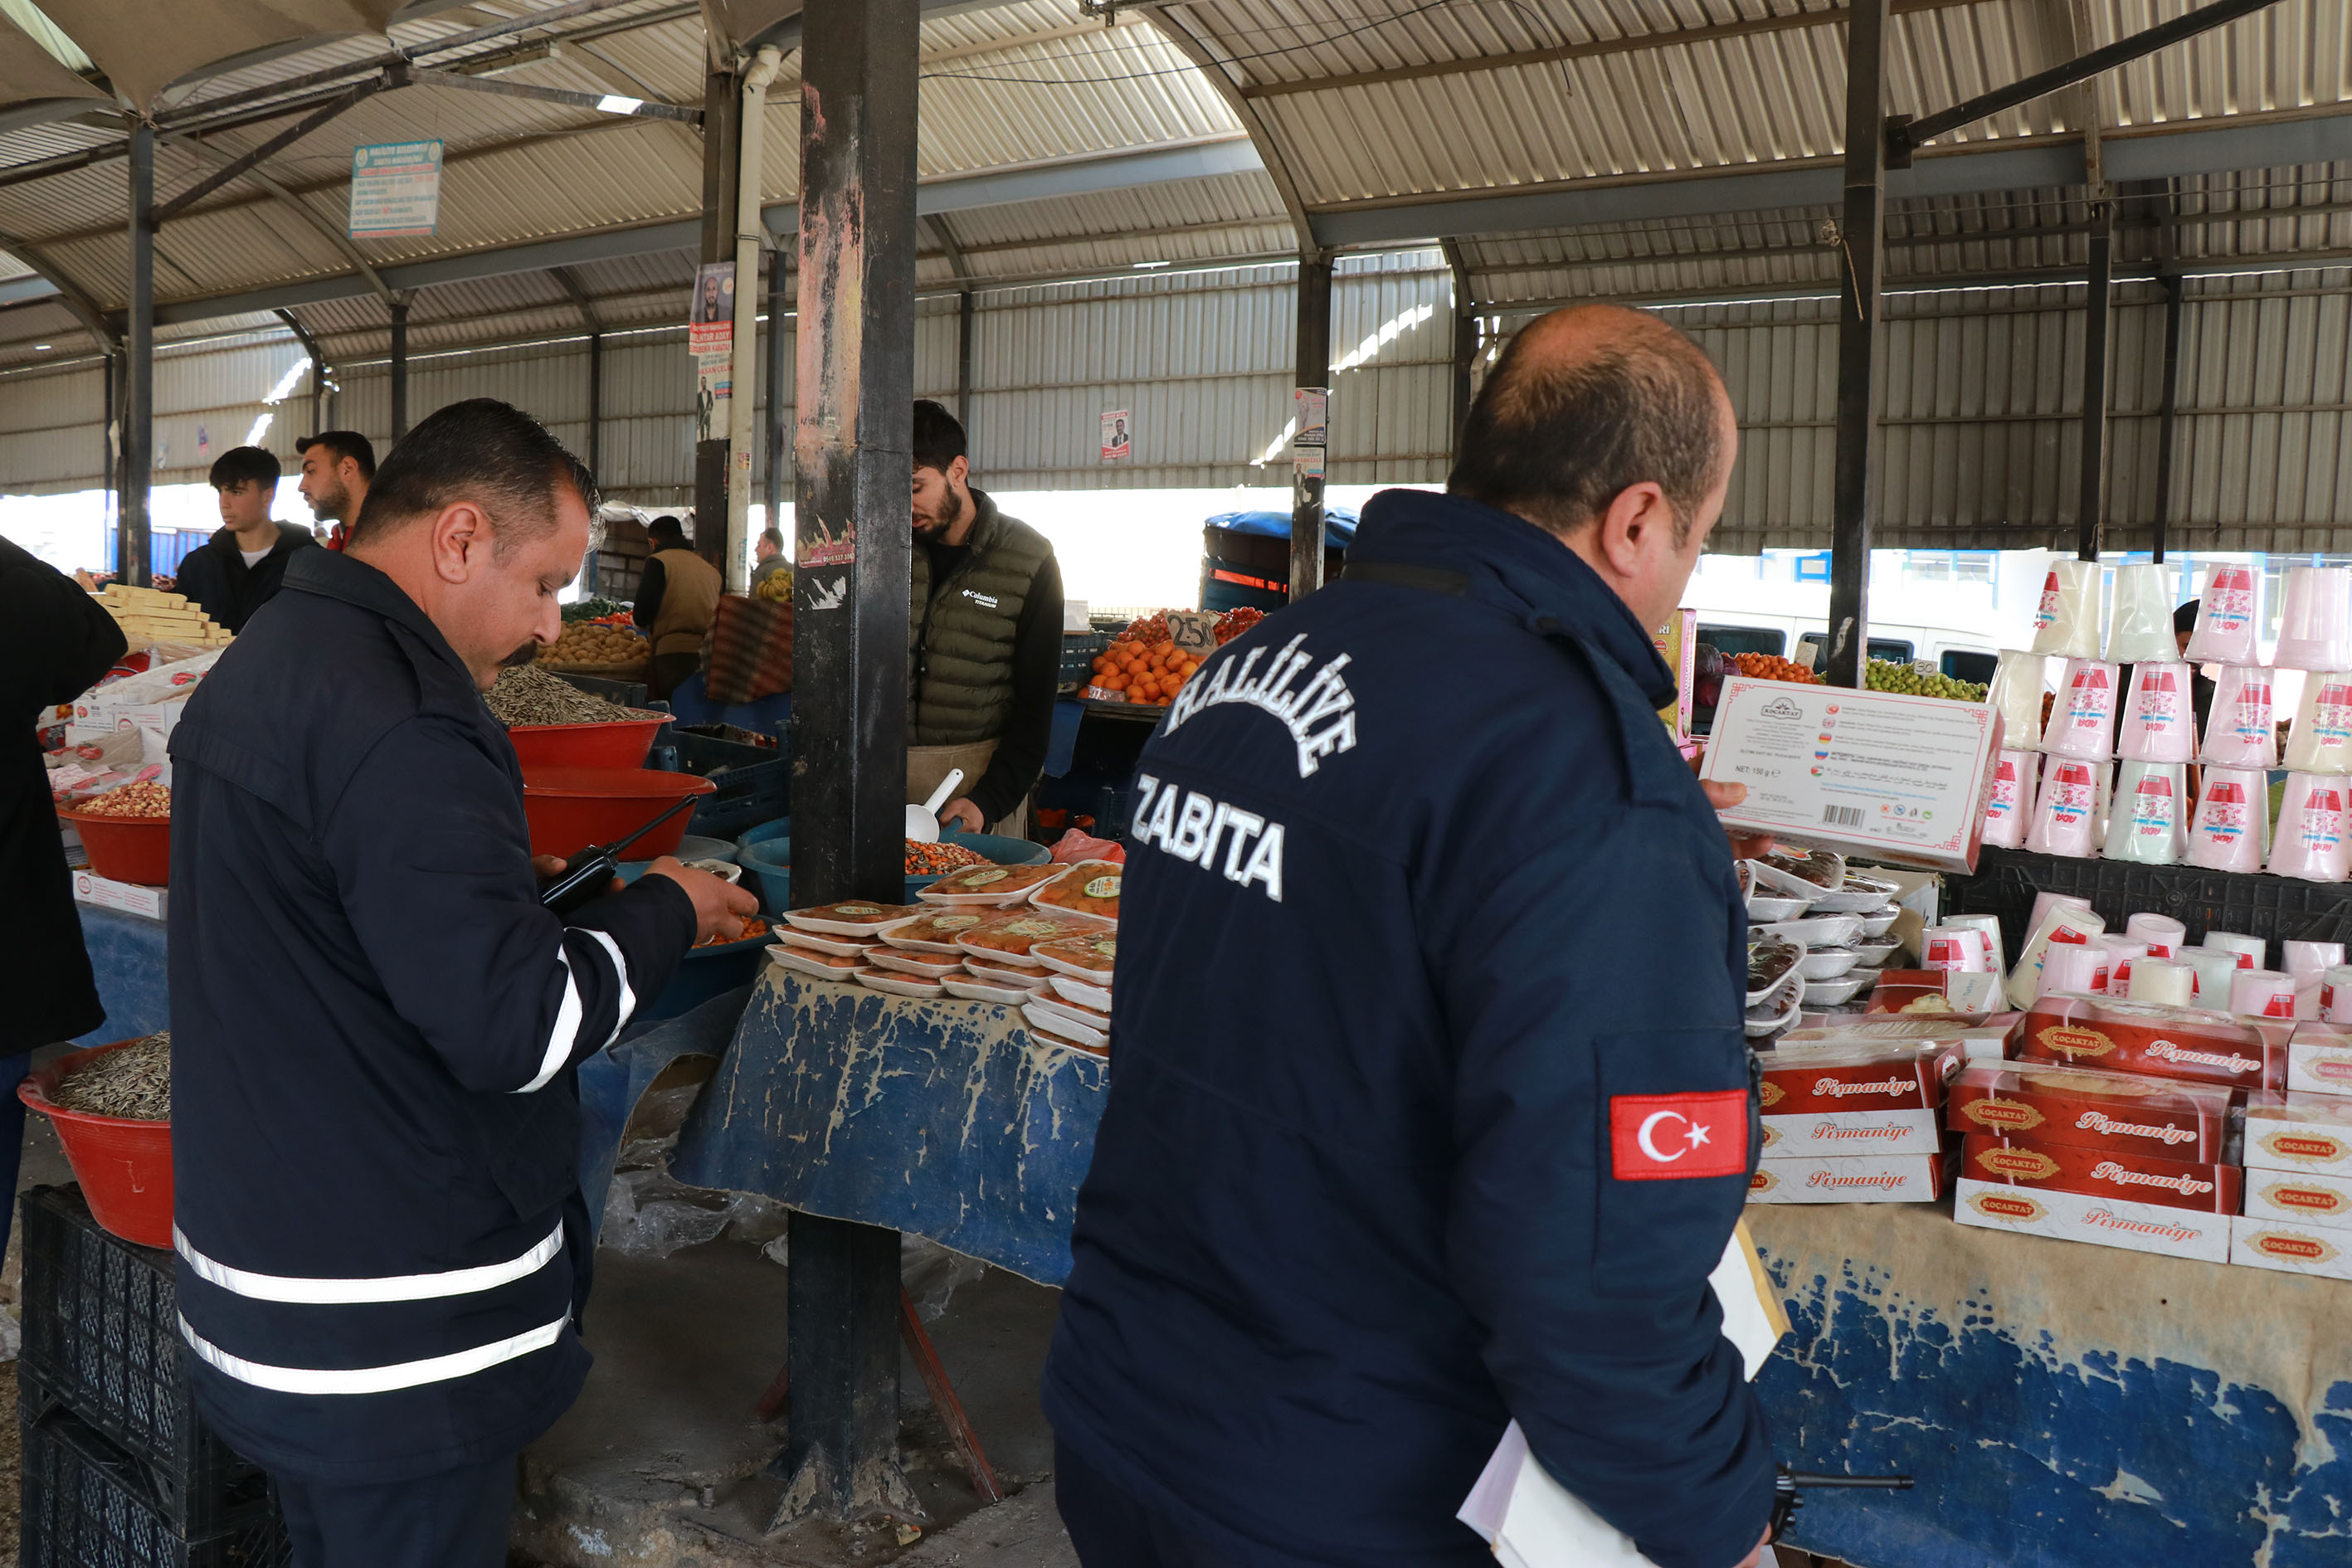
left=689, top=261, right=737, bottom=440
left=348, top=140, right=444, bottom=238
left=1099, top=409, right=1132, bottom=463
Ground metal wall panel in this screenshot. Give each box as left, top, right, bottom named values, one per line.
left=0, top=359, right=106, bottom=493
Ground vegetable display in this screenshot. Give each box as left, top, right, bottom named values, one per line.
left=1088, top=624, right=1203, bottom=708
left=562, top=597, right=628, bottom=623
left=1214, top=606, right=1264, bottom=645
left=1865, top=659, right=1989, bottom=702
left=1731, top=652, right=1820, bottom=684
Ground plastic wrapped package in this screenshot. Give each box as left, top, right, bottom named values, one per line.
left=2178, top=947, right=2243, bottom=1013
left=1985, top=650, right=2049, bottom=747
left=2024, top=758, right=2101, bottom=857
left=881, top=908, right=996, bottom=953
left=2127, top=958, right=2193, bottom=1007
left=2101, top=760, right=2187, bottom=864
left=2007, top=903, right=2106, bottom=1010
left=2031, top=558, right=2102, bottom=659
left=2091, top=936, right=2150, bottom=995
left=918, top=862, right=1066, bottom=906
left=2105, top=562, right=2179, bottom=663
left=2012, top=993, right=2283, bottom=1091
left=1030, top=860, right=1121, bottom=924
left=2184, top=563, right=2261, bottom=664
left=2185, top=767, right=2269, bottom=872
left=1960, top=1133, right=2242, bottom=1215
left=2116, top=662, right=2198, bottom=762
left=2044, top=660, right=2121, bottom=760
left=1945, top=1060, right=2237, bottom=1161
left=2125, top=912, right=2186, bottom=958
left=1979, top=749, right=2038, bottom=849
left=2230, top=969, right=2300, bottom=1020
left=2283, top=674, right=2352, bottom=772
left=2202, top=665, right=2277, bottom=767
left=2272, top=566, right=2352, bottom=670
left=955, top=913, right=1101, bottom=962
left=1030, top=932, right=1118, bottom=981
left=2269, top=773, right=2352, bottom=883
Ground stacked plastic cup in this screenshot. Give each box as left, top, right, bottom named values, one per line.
left=2284, top=673, right=2352, bottom=772
left=2103, top=762, right=2188, bottom=864
left=2047, top=660, right=2121, bottom=760
left=2186, top=767, right=2269, bottom=873
left=2324, top=965, right=2352, bottom=1023
left=2026, top=759, right=2101, bottom=858
left=2106, top=562, right=2179, bottom=663
left=2185, top=563, right=2261, bottom=664
left=2270, top=774, right=2352, bottom=883
left=2127, top=958, right=2193, bottom=1007
left=2286, top=940, right=2345, bottom=1019
left=2273, top=566, right=2352, bottom=671
left=1980, top=751, right=2039, bottom=849
left=2117, top=663, right=2198, bottom=762
left=2125, top=913, right=2186, bottom=959
left=1987, top=651, right=2049, bottom=748
left=2203, top=665, right=2277, bottom=768
left=2090, top=936, right=2149, bottom=995
left=2231, top=969, right=2300, bottom=1020
left=2033, top=559, right=2102, bottom=660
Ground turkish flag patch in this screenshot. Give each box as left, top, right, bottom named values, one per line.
left=1609, top=1091, right=1751, bottom=1181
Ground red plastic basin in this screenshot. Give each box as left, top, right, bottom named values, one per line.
left=521, top=767, right=717, bottom=862
left=507, top=715, right=671, bottom=771
left=61, top=808, right=171, bottom=886
left=21, top=1041, right=173, bottom=1250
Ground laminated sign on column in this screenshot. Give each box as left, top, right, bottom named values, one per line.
left=1702, top=678, right=2003, bottom=873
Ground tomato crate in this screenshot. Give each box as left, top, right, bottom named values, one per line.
left=1059, top=632, right=1109, bottom=694
left=17, top=1187, right=267, bottom=1536
left=18, top=1403, right=287, bottom=1568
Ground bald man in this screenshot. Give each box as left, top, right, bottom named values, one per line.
left=1045, top=306, right=1776, bottom=1568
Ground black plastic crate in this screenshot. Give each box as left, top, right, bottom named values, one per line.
left=1944, top=848, right=2352, bottom=962
left=20, top=1404, right=287, bottom=1568
left=1059, top=632, right=1109, bottom=693
left=650, top=725, right=789, bottom=841
left=18, top=1187, right=267, bottom=1533
left=553, top=670, right=650, bottom=709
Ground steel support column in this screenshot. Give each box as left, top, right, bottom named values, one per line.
left=2077, top=198, right=2114, bottom=562
left=694, top=67, right=742, bottom=571
left=766, top=251, right=790, bottom=524
left=586, top=329, right=604, bottom=483
left=956, top=287, right=976, bottom=426
left=1291, top=251, right=1332, bottom=601
left=122, top=125, right=154, bottom=588
left=2151, top=273, right=2184, bottom=564
left=388, top=295, right=411, bottom=442
left=777, top=0, right=920, bottom=1527
left=1440, top=237, right=1475, bottom=459
left=1825, top=0, right=1888, bottom=689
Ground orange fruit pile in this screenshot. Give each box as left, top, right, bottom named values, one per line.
left=1089, top=632, right=1202, bottom=707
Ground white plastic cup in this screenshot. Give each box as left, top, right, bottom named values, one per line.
left=2125, top=912, right=2186, bottom=959
left=2285, top=940, right=2345, bottom=979
left=2009, top=904, right=2106, bottom=1009
left=2179, top=947, right=2244, bottom=1012
left=2272, top=566, right=2352, bottom=671
left=2101, top=761, right=2187, bottom=864
left=1923, top=926, right=1991, bottom=973
left=1980, top=749, right=2039, bottom=849
left=2203, top=931, right=2267, bottom=971
left=2116, top=662, right=2198, bottom=763
left=2202, top=665, right=2277, bottom=767
left=2185, top=562, right=2261, bottom=665
left=1945, top=913, right=2007, bottom=977
left=2090, top=936, right=2148, bottom=995
left=1986, top=651, right=2050, bottom=750
left=2037, top=941, right=2105, bottom=1000
left=2025, top=758, right=2102, bottom=857
left=2269, top=773, right=2352, bottom=884
left=2186, top=767, right=2269, bottom=873
left=2127, top=957, right=2193, bottom=1008
left=2106, top=562, right=2179, bottom=664
left=2284, top=674, right=2352, bottom=773
left=2028, top=892, right=2095, bottom=940
left=2231, top=968, right=2300, bottom=1020
left=2032, top=558, right=2102, bottom=660
left=2045, top=660, right=2121, bottom=760
left=2322, top=965, right=2352, bottom=1023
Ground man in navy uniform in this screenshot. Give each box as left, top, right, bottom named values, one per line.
left=1045, top=305, right=1776, bottom=1568
left=168, top=400, right=756, bottom=1566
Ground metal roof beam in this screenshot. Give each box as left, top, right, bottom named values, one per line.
left=1138, top=6, right=1313, bottom=247
left=1312, top=106, right=2352, bottom=246
left=153, top=78, right=386, bottom=225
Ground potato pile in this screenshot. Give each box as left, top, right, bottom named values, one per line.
left=537, top=621, right=648, bottom=667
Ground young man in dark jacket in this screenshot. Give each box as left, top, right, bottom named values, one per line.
left=1045, top=306, right=1776, bottom=1568
left=168, top=400, right=756, bottom=1567
left=175, top=445, right=316, bottom=631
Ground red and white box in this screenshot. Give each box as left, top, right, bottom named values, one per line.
left=2240, top=1166, right=2352, bottom=1230
left=1756, top=1042, right=1960, bottom=1157
left=1746, top=1152, right=1954, bottom=1204
left=1778, top=1016, right=2015, bottom=1060
left=1958, top=1133, right=2241, bottom=1214
left=2285, top=1021, right=2352, bottom=1096
left=1760, top=1109, right=1944, bottom=1158
left=1945, top=1063, right=2235, bottom=1162
left=2012, top=995, right=2283, bottom=1093
left=2231, top=1216, right=2352, bottom=1280
left=1955, top=1179, right=2233, bottom=1262
left=2242, top=1094, right=2352, bottom=1178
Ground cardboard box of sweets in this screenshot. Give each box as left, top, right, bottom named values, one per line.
left=1954, top=1177, right=2233, bottom=1263
left=1756, top=1043, right=1960, bottom=1157
left=2241, top=1166, right=2352, bottom=1230
left=1945, top=1062, right=2237, bottom=1163
left=2285, top=1020, right=2352, bottom=1096
left=2243, top=1093, right=2352, bottom=1178
left=1957, top=1133, right=2242, bottom=1215
left=1778, top=1017, right=2015, bottom=1059
left=2012, top=996, right=2284, bottom=1093
left=2231, top=1215, right=2352, bottom=1281
left=1746, top=1152, right=1955, bottom=1205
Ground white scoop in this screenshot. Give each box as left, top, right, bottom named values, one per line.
left=905, top=768, right=966, bottom=843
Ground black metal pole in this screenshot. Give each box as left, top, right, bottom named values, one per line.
left=1290, top=251, right=1332, bottom=601
left=2077, top=200, right=2113, bottom=562
left=767, top=252, right=790, bottom=523
left=585, top=328, right=603, bottom=485
left=123, top=124, right=153, bottom=589
left=777, top=0, right=919, bottom=1527
left=2151, top=273, right=2184, bottom=564
left=388, top=295, right=410, bottom=442
left=1825, top=0, right=1887, bottom=689
left=956, top=286, right=976, bottom=427
left=694, top=66, right=741, bottom=570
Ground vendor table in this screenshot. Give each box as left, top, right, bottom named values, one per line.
left=74, top=905, right=168, bottom=1045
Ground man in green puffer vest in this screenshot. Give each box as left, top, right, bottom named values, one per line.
left=909, top=400, right=1064, bottom=839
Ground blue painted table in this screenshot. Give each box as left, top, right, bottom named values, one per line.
left=74, top=904, right=170, bottom=1045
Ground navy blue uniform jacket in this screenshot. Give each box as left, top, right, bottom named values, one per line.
left=1042, top=489, right=1774, bottom=1568
left=168, top=549, right=696, bottom=1484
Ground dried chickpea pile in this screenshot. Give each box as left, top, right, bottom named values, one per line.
left=906, top=840, right=989, bottom=875
left=80, top=781, right=171, bottom=817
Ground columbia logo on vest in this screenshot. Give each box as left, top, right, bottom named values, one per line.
left=961, top=589, right=1001, bottom=609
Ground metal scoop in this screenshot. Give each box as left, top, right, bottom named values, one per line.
left=905, top=768, right=966, bottom=843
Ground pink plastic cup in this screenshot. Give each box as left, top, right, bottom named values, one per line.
left=2230, top=968, right=2300, bottom=1020
left=2273, top=566, right=2352, bottom=671
left=2025, top=759, right=2101, bottom=857
left=2284, top=674, right=2352, bottom=774
left=1980, top=749, right=2039, bottom=849
left=2116, top=662, right=2198, bottom=763
left=2202, top=665, right=2277, bottom=767
left=2045, top=660, right=2121, bottom=761
left=2186, top=767, right=2268, bottom=873
left=2125, top=912, right=2185, bottom=959
left=2037, top=941, right=2105, bottom=999
left=2269, top=772, right=2352, bottom=883
left=2090, top=935, right=2148, bottom=995
left=2184, top=563, right=2260, bottom=664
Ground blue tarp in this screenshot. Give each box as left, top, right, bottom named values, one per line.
left=1203, top=508, right=1359, bottom=546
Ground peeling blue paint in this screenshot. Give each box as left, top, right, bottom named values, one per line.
left=1758, top=1256, right=2352, bottom=1567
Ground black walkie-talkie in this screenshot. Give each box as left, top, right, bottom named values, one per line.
left=538, top=794, right=701, bottom=917
left=1770, top=1466, right=1914, bottom=1540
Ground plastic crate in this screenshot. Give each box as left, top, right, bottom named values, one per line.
left=1059, top=632, right=1109, bottom=694
left=650, top=725, right=789, bottom=841
left=1942, top=848, right=2352, bottom=961
left=19, top=1404, right=288, bottom=1568
left=18, top=1187, right=267, bottom=1534
left=553, top=670, right=650, bottom=709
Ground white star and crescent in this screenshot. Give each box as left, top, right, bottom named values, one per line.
left=1636, top=1110, right=1717, bottom=1163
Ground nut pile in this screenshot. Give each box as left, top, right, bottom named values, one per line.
left=56, top=1032, right=170, bottom=1121
left=485, top=666, right=659, bottom=728
left=80, top=781, right=171, bottom=817
left=538, top=621, right=647, bottom=667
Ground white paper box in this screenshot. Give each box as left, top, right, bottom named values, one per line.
left=2241, top=1166, right=2352, bottom=1230
left=1953, top=1178, right=2232, bottom=1262
left=1702, top=679, right=2004, bottom=873
left=71, top=870, right=165, bottom=921
left=1760, top=1107, right=1945, bottom=1158
left=2243, top=1098, right=2352, bottom=1178
left=2231, top=1216, right=2352, bottom=1280
left=2287, top=1041, right=2352, bottom=1096
left=1747, top=1152, right=1950, bottom=1203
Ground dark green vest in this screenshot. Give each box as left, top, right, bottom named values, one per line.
left=908, top=489, right=1054, bottom=746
